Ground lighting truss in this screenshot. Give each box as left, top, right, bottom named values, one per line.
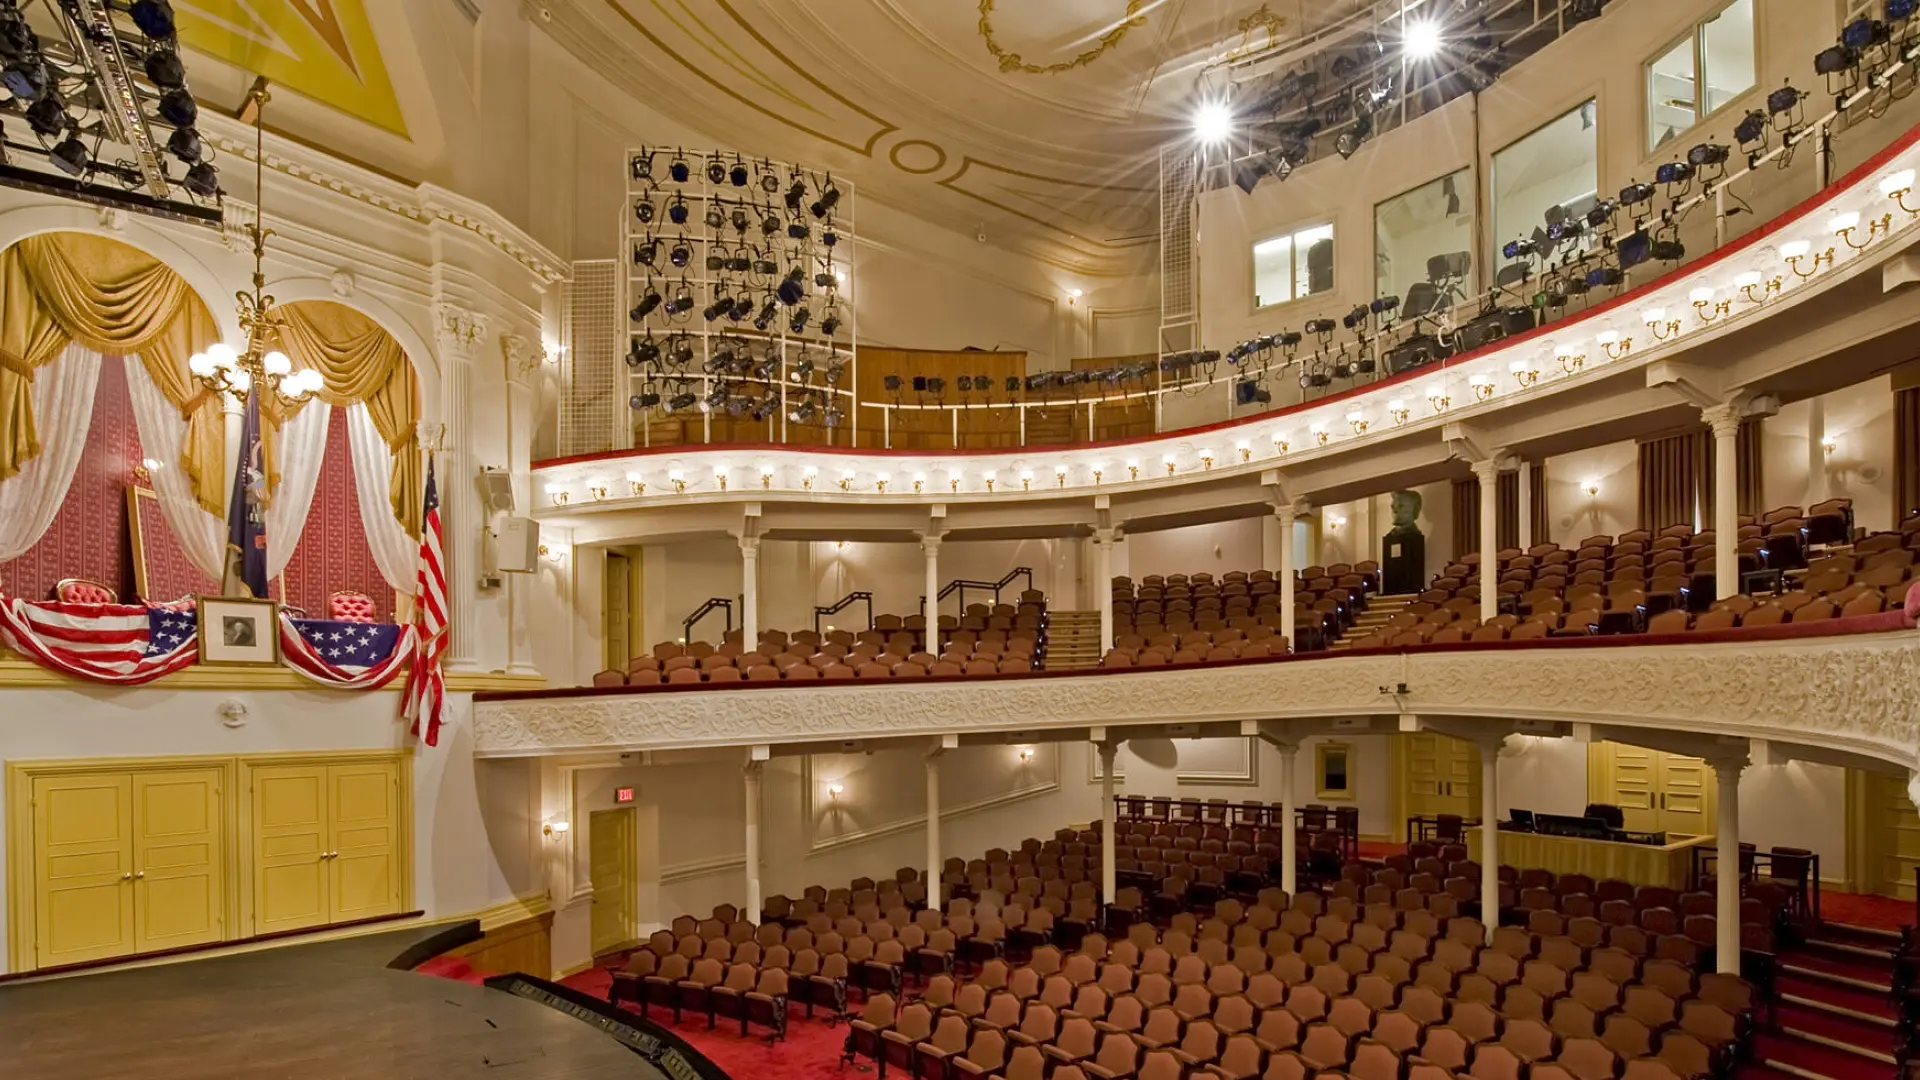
left=0, top=0, right=222, bottom=225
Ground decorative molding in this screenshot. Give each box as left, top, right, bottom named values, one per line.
left=472, top=633, right=1920, bottom=777
left=0, top=656, right=406, bottom=692
left=662, top=852, right=748, bottom=884
left=434, top=303, right=491, bottom=354
left=500, top=332, right=544, bottom=383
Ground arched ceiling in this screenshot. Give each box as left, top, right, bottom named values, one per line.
left=534, top=0, right=1354, bottom=276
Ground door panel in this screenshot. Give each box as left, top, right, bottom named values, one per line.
left=1598, top=743, right=1716, bottom=836
left=32, top=774, right=135, bottom=967
left=1868, top=772, right=1920, bottom=900
left=1657, top=755, right=1713, bottom=836
left=253, top=766, right=329, bottom=934
left=1404, top=734, right=1479, bottom=821
left=133, top=769, right=225, bottom=952
left=589, top=808, right=635, bottom=956
left=329, top=763, right=401, bottom=923
left=1610, top=745, right=1660, bottom=832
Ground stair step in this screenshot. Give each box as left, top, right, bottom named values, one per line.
left=1776, top=972, right=1900, bottom=1024
left=1753, top=1030, right=1898, bottom=1079
left=1778, top=958, right=1895, bottom=994
left=1775, top=1003, right=1899, bottom=1064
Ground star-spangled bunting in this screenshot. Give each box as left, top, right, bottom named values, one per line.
left=0, top=599, right=199, bottom=684
left=280, top=615, right=415, bottom=690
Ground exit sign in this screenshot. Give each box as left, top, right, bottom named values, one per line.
left=615, top=787, right=635, bottom=804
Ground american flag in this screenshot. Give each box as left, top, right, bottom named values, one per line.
left=0, top=598, right=199, bottom=684
left=402, top=457, right=448, bottom=746
left=280, top=615, right=415, bottom=690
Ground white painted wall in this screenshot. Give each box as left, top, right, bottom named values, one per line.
left=1543, top=441, right=1640, bottom=546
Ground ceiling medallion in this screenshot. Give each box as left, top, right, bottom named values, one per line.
left=1226, top=4, right=1290, bottom=62
left=976, top=0, right=1151, bottom=75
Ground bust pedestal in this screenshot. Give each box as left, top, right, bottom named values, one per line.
left=1383, top=528, right=1425, bottom=595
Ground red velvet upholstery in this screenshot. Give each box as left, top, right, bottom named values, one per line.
left=330, top=591, right=378, bottom=623
left=55, top=578, right=117, bottom=605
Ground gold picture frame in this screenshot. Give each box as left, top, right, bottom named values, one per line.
left=197, top=596, right=281, bottom=667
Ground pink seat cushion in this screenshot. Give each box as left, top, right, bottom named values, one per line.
left=57, top=581, right=114, bottom=605
left=330, top=593, right=378, bottom=623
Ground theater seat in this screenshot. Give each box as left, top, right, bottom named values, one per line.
left=55, top=578, right=117, bottom=605
left=329, top=591, right=378, bottom=623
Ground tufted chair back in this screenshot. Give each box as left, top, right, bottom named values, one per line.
left=56, top=578, right=117, bottom=605
left=330, top=591, right=378, bottom=622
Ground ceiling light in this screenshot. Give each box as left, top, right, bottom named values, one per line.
left=1403, top=19, right=1443, bottom=59
left=1194, top=101, right=1232, bottom=143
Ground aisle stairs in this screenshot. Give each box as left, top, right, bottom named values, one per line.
left=1739, top=922, right=1903, bottom=1080
left=1325, top=593, right=1415, bottom=650
left=1042, top=611, right=1102, bottom=670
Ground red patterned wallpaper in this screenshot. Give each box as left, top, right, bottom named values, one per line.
left=272, top=406, right=399, bottom=620
left=0, top=358, right=140, bottom=602
left=130, top=488, right=221, bottom=604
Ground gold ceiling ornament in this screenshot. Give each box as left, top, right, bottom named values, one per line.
left=977, top=0, right=1152, bottom=76
left=1226, top=4, right=1290, bottom=62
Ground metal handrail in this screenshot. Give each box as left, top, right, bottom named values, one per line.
left=920, top=567, right=1036, bottom=614
left=682, top=597, right=734, bottom=644
left=813, top=591, right=874, bottom=635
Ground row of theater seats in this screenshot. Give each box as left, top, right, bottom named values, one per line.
left=1109, top=568, right=1377, bottom=657
left=592, top=599, right=1052, bottom=687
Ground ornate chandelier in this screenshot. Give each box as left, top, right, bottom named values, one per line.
left=187, top=84, right=321, bottom=407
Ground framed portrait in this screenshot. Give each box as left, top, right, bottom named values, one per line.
left=197, top=596, right=281, bottom=666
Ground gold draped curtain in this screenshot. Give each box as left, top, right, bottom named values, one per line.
left=274, top=300, right=422, bottom=538
left=0, top=233, right=223, bottom=513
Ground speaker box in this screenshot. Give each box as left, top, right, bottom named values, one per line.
left=481, top=467, right=516, bottom=513
left=495, top=516, right=541, bottom=573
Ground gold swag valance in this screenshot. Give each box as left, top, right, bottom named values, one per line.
left=0, top=233, right=223, bottom=512
left=273, top=300, right=422, bottom=539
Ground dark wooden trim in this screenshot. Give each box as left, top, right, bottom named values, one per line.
left=0, top=909, right=427, bottom=984
left=386, top=918, right=482, bottom=971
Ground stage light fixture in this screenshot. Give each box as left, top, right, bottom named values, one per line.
left=634, top=197, right=655, bottom=224
left=1403, top=19, right=1443, bottom=59
left=669, top=195, right=689, bottom=225
left=1193, top=100, right=1232, bottom=143
left=785, top=179, right=807, bottom=212
left=669, top=240, right=692, bottom=268
left=167, top=126, right=202, bottom=163
left=1654, top=161, right=1694, bottom=186
left=754, top=300, right=778, bottom=331
left=632, top=391, right=661, bottom=410
left=158, top=88, right=197, bottom=128
left=24, top=92, right=65, bottom=136
left=811, top=184, right=841, bottom=219
left=821, top=312, right=842, bottom=336
left=1844, top=17, right=1890, bottom=51
left=1617, top=230, right=1653, bottom=269
left=1734, top=110, right=1767, bottom=146
left=669, top=153, right=691, bottom=183
left=1769, top=83, right=1805, bottom=115
left=1814, top=43, right=1858, bottom=76
left=777, top=269, right=807, bottom=305
left=1892, top=0, right=1918, bottom=19
left=789, top=307, right=812, bottom=333
left=3, top=57, right=47, bottom=101
left=144, top=48, right=185, bottom=89
left=706, top=156, right=727, bottom=184
left=49, top=136, right=89, bottom=177
left=730, top=160, right=749, bottom=186
left=1619, top=181, right=1657, bottom=207
left=703, top=204, right=724, bottom=229
left=664, top=392, right=697, bottom=414
left=788, top=222, right=810, bottom=240
left=182, top=162, right=219, bottom=198
left=631, top=283, right=662, bottom=320
left=1687, top=143, right=1729, bottom=169
left=130, top=0, right=177, bottom=38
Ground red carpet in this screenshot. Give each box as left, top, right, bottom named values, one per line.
left=1819, top=890, right=1912, bottom=933
left=1356, top=841, right=1405, bottom=860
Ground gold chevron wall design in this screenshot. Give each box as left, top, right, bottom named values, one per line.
left=177, top=0, right=409, bottom=137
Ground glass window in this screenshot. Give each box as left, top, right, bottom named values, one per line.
left=1252, top=222, right=1334, bottom=308
left=1316, top=742, right=1353, bottom=800
left=1375, top=168, right=1474, bottom=310
left=1647, top=0, right=1755, bottom=151
left=1491, top=101, right=1598, bottom=289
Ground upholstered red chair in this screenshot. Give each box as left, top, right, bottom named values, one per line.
left=329, top=591, right=378, bottom=623
left=55, top=578, right=117, bottom=605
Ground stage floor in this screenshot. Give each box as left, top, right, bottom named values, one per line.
left=0, top=926, right=651, bottom=1078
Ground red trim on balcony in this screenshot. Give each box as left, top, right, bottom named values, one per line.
left=533, top=122, right=1920, bottom=473
left=474, top=612, right=1913, bottom=703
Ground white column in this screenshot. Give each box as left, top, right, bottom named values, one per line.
left=1278, top=505, right=1297, bottom=649
left=435, top=303, right=490, bottom=669
left=1714, top=758, right=1745, bottom=975
left=1517, top=460, right=1534, bottom=551
left=926, top=751, right=943, bottom=912
left=1481, top=738, right=1501, bottom=945
left=1705, top=405, right=1742, bottom=600
left=744, top=760, right=763, bottom=920
left=1474, top=459, right=1500, bottom=622
left=1094, top=528, right=1116, bottom=653
left=221, top=395, right=244, bottom=519
left=922, top=536, right=942, bottom=644
left=739, top=535, right=760, bottom=649
left=1277, top=742, right=1299, bottom=896
left=1098, top=742, right=1118, bottom=907
left=502, top=336, right=542, bottom=676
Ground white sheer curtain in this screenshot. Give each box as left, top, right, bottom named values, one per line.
left=0, top=344, right=101, bottom=562
left=123, top=353, right=224, bottom=578
left=345, top=402, right=419, bottom=592
left=265, top=399, right=330, bottom=578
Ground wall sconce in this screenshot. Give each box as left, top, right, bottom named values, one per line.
left=876, top=472, right=890, bottom=493
left=1270, top=433, right=1289, bottom=453
left=1163, top=453, right=1178, bottom=476
left=1583, top=478, right=1600, bottom=499
left=545, top=484, right=569, bottom=506
left=588, top=483, right=609, bottom=501
left=838, top=469, right=855, bottom=492
left=1199, top=449, right=1215, bottom=470
left=1781, top=239, right=1834, bottom=280
left=1091, top=462, right=1105, bottom=484
left=1689, top=287, right=1731, bottom=323
left=1311, top=424, right=1329, bottom=446
left=1126, top=458, right=1140, bottom=481
left=1067, top=288, right=1083, bottom=305
left=134, top=457, right=159, bottom=483
left=713, top=464, right=730, bottom=492
left=1882, top=169, right=1918, bottom=215
left=1428, top=387, right=1451, bottom=413
left=949, top=470, right=961, bottom=493
left=538, top=543, right=570, bottom=562
left=668, top=469, right=686, bottom=494
left=827, top=782, right=844, bottom=800
left=1235, top=440, right=1252, bottom=463
left=1735, top=270, right=1780, bottom=305
left=1832, top=209, right=1891, bottom=251
left=982, top=470, right=997, bottom=492
left=1508, top=359, right=1538, bottom=388
left=913, top=472, right=927, bottom=494
left=626, top=471, right=646, bottom=496
left=543, top=819, right=570, bottom=838
left=1387, top=400, right=1409, bottom=426
left=1020, top=469, right=1034, bottom=491
left=1345, top=409, right=1368, bottom=435
left=1594, top=333, right=1628, bottom=362
left=1055, top=464, right=1069, bottom=487
left=1643, top=307, right=1681, bottom=341
left=1016, top=746, right=1034, bottom=763
left=1822, top=435, right=1838, bottom=458
left=802, top=465, right=818, bottom=491
left=1327, top=515, right=1346, bottom=530
left=759, top=463, right=774, bottom=489
left=1468, top=374, right=1495, bottom=402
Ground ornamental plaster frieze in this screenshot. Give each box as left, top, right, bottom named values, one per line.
left=470, top=631, right=1920, bottom=769
left=531, top=125, right=1920, bottom=514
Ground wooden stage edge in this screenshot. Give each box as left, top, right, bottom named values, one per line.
left=0, top=923, right=697, bottom=1079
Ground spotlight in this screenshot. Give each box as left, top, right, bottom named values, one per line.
left=1235, top=379, right=1272, bottom=406
left=789, top=307, right=812, bottom=333
left=49, top=136, right=89, bottom=177
left=1585, top=266, right=1623, bottom=288
left=1843, top=17, right=1890, bottom=51
left=729, top=161, right=749, bottom=186
left=182, top=162, right=219, bottom=197
left=3, top=58, right=47, bottom=101
left=1654, top=161, right=1694, bottom=186
left=130, top=0, right=177, bottom=38
left=631, top=152, right=655, bottom=181
left=1232, top=157, right=1267, bottom=195
left=821, top=312, right=842, bottom=336
left=1618, top=230, right=1653, bottom=269
left=632, top=283, right=662, bottom=321
left=754, top=300, right=778, bottom=331
left=1687, top=143, right=1730, bottom=169
left=777, top=269, right=806, bottom=305
left=632, top=392, right=661, bottom=410
left=1814, top=44, right=1858, bottom=76
left=786, top=179, right=807, bottom=212
left=706, top=156, right=727, bottom=184
left=1619, top=181, right=1657, bottom=207
left=144, top=48, right=185, bottom=89
left=1891, top=0, right=1917, bottom=20
left=1585, top=200, right=1618, bottom=228
left=166, top=126, right=202, bottom=163
left=811, top=185, right=841, bottom=219
left=158, top=88, right=197, bottom=127
left=1403, top=19, right=1442, bottom=59
left=669, top=195, right=689, bottom=225
left=788, top=222, right=810, bottom=240
left=664, top=392, right=697, bottom=414
left=703, top=204, right=725, bottom=229
left=702, top=295, right=733, bottom=321
left=1193, top=100, right=1232, bottom=142
left=669, top=154, right=691, bottom=183
left=791, top=358, right=816, bottom=383
left=669, top=240, right=692, bottom=268
left=1651, top=236, right=1685, bottom=261
left=1768, top=83, right=1804, bottom=115
left=634, top=197, right=655, bottom=224
left=665, top=286, right=695, bottom=317
left=24, top=93, right=66, bottom=137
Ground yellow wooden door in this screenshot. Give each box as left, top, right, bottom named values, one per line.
left=328, top=762, right=401, bottom=923
left=31, top=773, right=135, bottom=967
left=133, top=769, right=225, bottom=952
left=253, top=766, right=330, bottom=935
left=1864, top=772, right=1920, bottom=899
left=1609, top=743, right=1661, bottom=832
left=1404, top=734, right=1479, bottom=820
left=589, top=808, right=636, bottom=956
left=1655, top=754, right=1715, bottom=836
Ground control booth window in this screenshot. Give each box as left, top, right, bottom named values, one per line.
left=1252, top=222, right=1334, bottom=309
left=1376, top=169, right=1474, bottom=313
left=1647, top=0, right=1756, bottom=151
left=1491, top=100, right=1598, bottom=293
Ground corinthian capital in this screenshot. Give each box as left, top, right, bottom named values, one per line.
left=434, top=303, right=491, bottom=355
